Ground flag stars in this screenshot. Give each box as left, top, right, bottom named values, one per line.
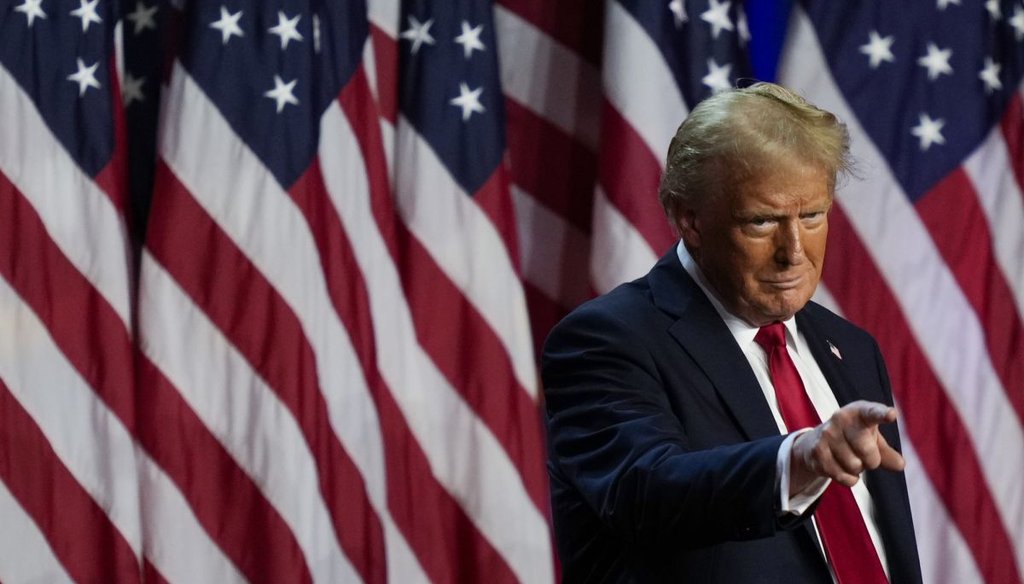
left=979, top=57, right=1002, bottom=93
left=936, top=0, right=961, bottom=9
left=401, top=16, right=435, bottom=55
left=985, top=0, right=1002, bottom=20
left=67, top=58, right=101, bottom=97
left=450, top=82, right=485, bottom=121
left=268, top=11, right=303, bottom=50
left=860, top=31, right=895, bottom=69
left=15, top=0, right=47, bottom=28
left=702, top=58, right=732, bottom=93
left=264, top=75, right=299, bottom=113
left=70, top=0, right=102, bottom=33
left=700, top=0, right=733, bottom=38
left=210, top=6, right=244, bottom=45
left=917, top=43, right=953, bottom=81
left=313, top=14, right=322, bottom=53
left=122, top=72, right=145, bottom=106
left=1010, top=5, right=1024, bottom=40
left=126, top=1, right=157, bottom=35
left=737, top=8, right=750, bottom=45
left=911, top=113, right=946, bottom=151
left=454, top=21, right=486, bottom=59
left=668, top=0, right=688, bottom=28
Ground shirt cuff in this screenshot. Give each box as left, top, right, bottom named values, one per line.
left=777, top=428, right=831, bottom=515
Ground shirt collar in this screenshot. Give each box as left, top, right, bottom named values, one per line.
left=675, top=240, right=799, bottom=349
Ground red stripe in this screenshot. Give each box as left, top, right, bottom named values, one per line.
left=496, top=0, right=603, bottom=65
left=145, top=161, right=387, bottom=584
left=134, top=355, right=313, bottom=584
left=505, top=97, right=595, bottom=233
left=915, top=169, right=1024, bottom=425
left=370, top=24, right=398, bottom=125
left=598, top=100, right=677, bottom=255
left=339, top=69, right=552, bottom=515
left=142, top=560, right=170, bottom=584
left=999, top=92, right=1024, bottom=202
left=93, top=53, right=130, bottom=216
left=291, top=158, right=522, bottom=584
left=523, top=279, right=574, bottom=359
left=0, top=377, right=140, bottom=584
left=0, top=170, right=135, bottom=434
left=472, top=165, right=523, bottom=273
left=824, top=206, right=1023, bottom=584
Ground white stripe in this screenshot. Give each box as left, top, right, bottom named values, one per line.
left=602, top=0, right=688, bottom=164
left=811, top=283, right=842, bottom=316
left=590, top=186, right=660, bottom=294
left=322, top=105, right=554, bottom=584
left=900, top=437, right=986, bottom=584
left=137, top=455, right=248, bottom=584
left=494, top=5, right=601, bottom=151
left=0, top=277, right=142, bottom=561
left=139, top=254, right=361, bottom=584
left=961, top=112, right=1024, bottom=318
left=156, top=62, right=428, bottom=584
left=0, top=64, right=132, bottom=326
left=367, top=0, right=399, bottom=39
left=394, top=116, right=538, bottom=400
left=0, top=478, right=74, bottom=584
left=512, top=185, right=592, bottom=309
left=781, top=8, right=1024, bottom=570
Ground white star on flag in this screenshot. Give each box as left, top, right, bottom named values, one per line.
left=70, top=0, right=102, bottom=33
left=1010, top=6, right=1024, bottom=40
left=860, top=31, right=895, bottom=69
left=917, top=42, right=953, bottom=81
left=702, top=58, right=732, bottom=93
left=668, top=0, right=688, bottom=28
left=450, top=82, right=485, bottom=121
left=985, top=0, right=1002, bottom=20
left=401, top=16, right=436, bottom=55
left=210, top=6, right=244, bottom=45
left=67, top=58, right=101, bottom=97
left=454, top=21, right=486, bottom=59
left=936, top=0, right=961, bottom=9
left=264, top=75, right=299, bottom=113
left=125, top=1, right=157, bottom=35
left=911, top=113, right=946, bottom=151
left=15, top=0, right=47, bottom=28
left=700, top=0, right=734, bottom=39
left=122, top=72, right=145, bottom=106
left=979, top=57, right=1002, bottom=93
left=268, top=12, right=303, bottom=50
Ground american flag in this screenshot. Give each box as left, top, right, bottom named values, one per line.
left=0, top=0, right=1021, bottom=583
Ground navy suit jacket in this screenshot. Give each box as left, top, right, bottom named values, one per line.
left=542, top=250, right=922, bottom=583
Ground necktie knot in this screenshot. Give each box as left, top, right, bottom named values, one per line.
left=754, top=322, right=787, bottom=352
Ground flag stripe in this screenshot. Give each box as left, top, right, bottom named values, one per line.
left=143, top=164, right=386, bottom=584
left=134, top=355, right=315, bottom=584
left=915, top=170, right=1024, bottom=425
left=1000, top=91, right=1024, bottom=208
left=0, top=478, right=74, bottom=584
left=321, top=101, right=555, bottom=584
left=505, top=98, right=595, bottom=233
left=598, top=101, right=677, bottom=254
left=823, top=207, right=1024, bottom=584
left=589, top=185, right=660, bottom=293
left=495, top=0, right=601, bottom=64
left=0, top=378, right=140, bottom=584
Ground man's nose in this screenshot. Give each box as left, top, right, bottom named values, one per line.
left=774, top=221, right=804, bottom=265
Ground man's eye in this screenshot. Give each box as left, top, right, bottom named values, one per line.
left=750, top=217, right=771, bottom=226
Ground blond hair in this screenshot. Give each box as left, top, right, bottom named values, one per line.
left=658, top=82, right=852, bottom=220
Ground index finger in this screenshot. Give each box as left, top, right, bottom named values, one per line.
left=850, top=401, right=898, bottom=426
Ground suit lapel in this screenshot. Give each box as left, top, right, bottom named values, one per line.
left=647, top=250, right=781, bottom=441
left=795, top=310, right=861, bottom=408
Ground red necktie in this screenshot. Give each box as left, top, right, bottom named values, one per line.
left=755, top=322, right=888, bottom=584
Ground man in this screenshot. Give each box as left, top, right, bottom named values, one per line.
left=542, top=83, right=923, bottom=583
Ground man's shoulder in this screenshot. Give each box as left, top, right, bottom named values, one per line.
left=800, top=300, right=879, bottom=350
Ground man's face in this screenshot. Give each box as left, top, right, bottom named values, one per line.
left=678, top=163, right=832, bottom=327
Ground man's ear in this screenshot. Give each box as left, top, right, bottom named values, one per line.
left=676, top=208, right=701, bottom=249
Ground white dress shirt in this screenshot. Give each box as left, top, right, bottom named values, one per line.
left=676, top=241, right=890, bottom=579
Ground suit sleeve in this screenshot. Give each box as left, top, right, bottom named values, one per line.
left=543, top=304, right=806, bottom=549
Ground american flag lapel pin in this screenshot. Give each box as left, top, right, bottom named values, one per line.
left=828, top=340, right=842, bottom=360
